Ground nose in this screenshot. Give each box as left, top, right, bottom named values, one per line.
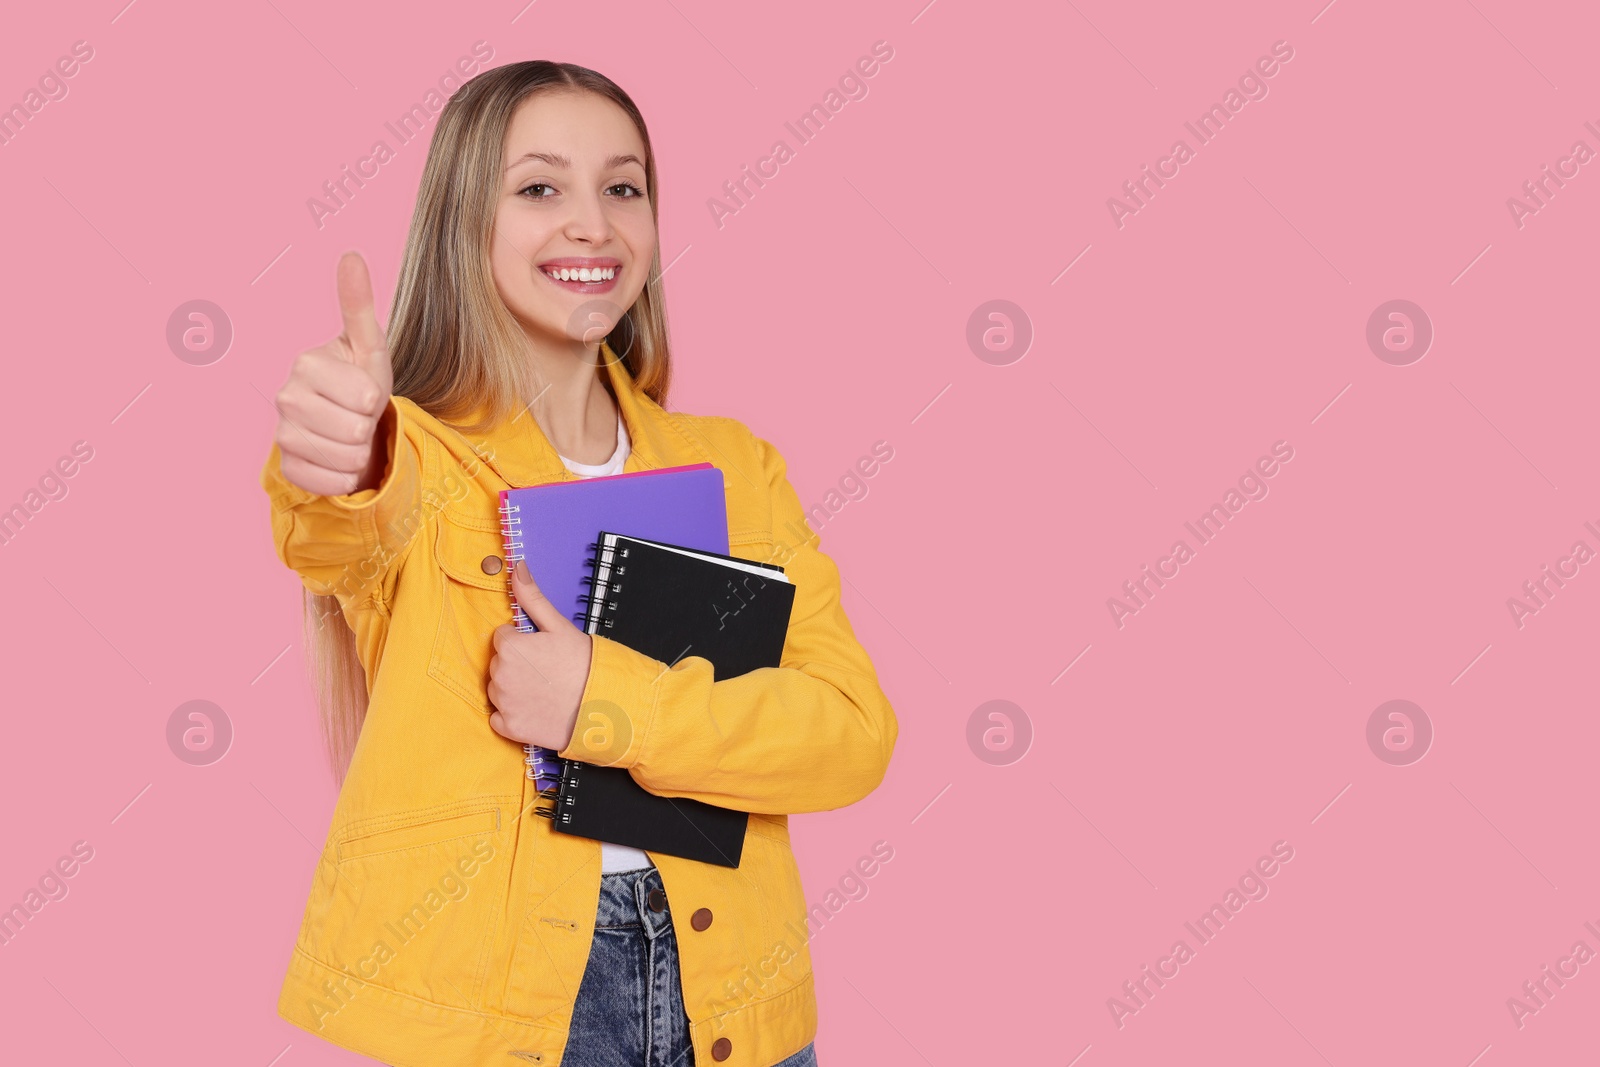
left=563, top=188, right=613, bottom=246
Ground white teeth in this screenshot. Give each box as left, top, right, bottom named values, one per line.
left=546, top=267, right=615, bottom=282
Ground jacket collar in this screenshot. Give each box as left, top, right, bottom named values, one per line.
left=463, top=341, right=709, bottom=489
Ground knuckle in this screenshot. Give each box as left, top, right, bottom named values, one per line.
left=343, top=411, right=372, bottom=445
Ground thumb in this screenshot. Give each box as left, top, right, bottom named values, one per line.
left=336, top=251, right=393, bottom=393
left=513, top=559, right=576, bottom=632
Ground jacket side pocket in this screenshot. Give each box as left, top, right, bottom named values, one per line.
left=299, top=798, right=513, bottom=1013
left=336, top=805, right=502, bottom=863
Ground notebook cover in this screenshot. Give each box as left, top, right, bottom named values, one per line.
left=587, top=533, right=796, bottom=681
left=550, top=535, right=796, bottom=868
left=498, top=463, right=729, bottom=789
left=500, top=463, right=729, bottom=630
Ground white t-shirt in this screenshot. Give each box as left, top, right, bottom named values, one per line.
left=557, top=409, right=655, bottom=873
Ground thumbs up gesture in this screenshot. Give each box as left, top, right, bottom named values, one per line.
left=273, top=251, right=397, bottom=496
left=487, top=560, right=593, bottom=750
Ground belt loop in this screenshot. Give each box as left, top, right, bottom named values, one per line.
left=634, top=868, right=670, bottom=941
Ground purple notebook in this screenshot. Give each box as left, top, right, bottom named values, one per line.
left=497, top=462, right=729, bottom=788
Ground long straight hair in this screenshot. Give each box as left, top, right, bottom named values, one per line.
left=305, top=61, right=674, bottom=781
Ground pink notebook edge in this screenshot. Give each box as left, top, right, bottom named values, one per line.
left=496, top=462, right=717, bottom=506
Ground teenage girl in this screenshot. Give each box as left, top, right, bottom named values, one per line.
left=261, top=61, right=898, bottom=1067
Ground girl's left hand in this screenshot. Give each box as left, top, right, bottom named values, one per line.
left=487, top=560, right=592, bottom=751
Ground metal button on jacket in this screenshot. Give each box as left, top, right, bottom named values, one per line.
left=711, top=1037, right=732, bottom=1061
left=480, top=555, right=504, bottom=575
left=690, top=908, right=713, bottom=931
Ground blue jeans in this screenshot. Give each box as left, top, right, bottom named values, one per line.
left=564, top=867, right=818, bottom=1067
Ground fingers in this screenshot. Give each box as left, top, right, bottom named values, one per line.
left=489, top=629, right=558, bottom=694
left=336, top=251, right=388, bottom=370
left=288, top=350, right=389, bottom=418
left=274, top=349, right=392, bottom=488
left=274, top=406, right=379, bottom=475
left=276, top=451, right=363, bottom=497
left=275, top=353, right=388, bottom=472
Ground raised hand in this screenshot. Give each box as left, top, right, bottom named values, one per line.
left=273, top=251, right=397, bottom=496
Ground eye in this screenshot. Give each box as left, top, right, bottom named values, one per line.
left=608, top=182, right=645, bottom=199
left=519, top=182, right=554, bottom=199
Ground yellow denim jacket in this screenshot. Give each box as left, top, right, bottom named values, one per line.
left=258, top=344, right=898, bottom=1067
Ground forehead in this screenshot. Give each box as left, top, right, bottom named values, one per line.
left=502, top=90, right=646, bottom=166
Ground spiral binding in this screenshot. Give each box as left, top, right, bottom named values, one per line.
left=532, top=536, right=622, bottom=824
left=581, top=536, right=630, bottom=633
left=533, top=765, right=583, bottom=823
left=531, top=786, right=559, bottom=819
left=499, top=500, right=563, bottom=789
left=498, top=501, right=528, bottom=628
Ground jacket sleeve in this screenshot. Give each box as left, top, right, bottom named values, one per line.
left=258, top=397, right=422, bottom=608
left=558, top=429, right=899, bottom=815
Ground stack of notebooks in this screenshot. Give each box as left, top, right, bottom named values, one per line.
left=497, top=463, right=797, bottom=868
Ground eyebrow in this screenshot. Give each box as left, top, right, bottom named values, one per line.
left=505, top=151, right=645, bottom=173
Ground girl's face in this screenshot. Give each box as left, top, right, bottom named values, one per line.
left=491, top=90, right=656, bottom=356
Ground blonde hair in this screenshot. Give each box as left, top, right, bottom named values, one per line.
left=306, top=61, right=674, bottom=780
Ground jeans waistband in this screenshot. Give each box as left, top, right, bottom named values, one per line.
left=595, top=866, right=674, bottom=939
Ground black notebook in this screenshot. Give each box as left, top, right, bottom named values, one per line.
left=547, top=532, right=797, bottom=867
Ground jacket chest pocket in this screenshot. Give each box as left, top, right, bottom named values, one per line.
left=728, top=530, right=785, bottom=576
left=429, top=514, right=513, bottom=714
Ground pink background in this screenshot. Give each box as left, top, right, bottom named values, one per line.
left=1, top=0, right=1596, bottom=1063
